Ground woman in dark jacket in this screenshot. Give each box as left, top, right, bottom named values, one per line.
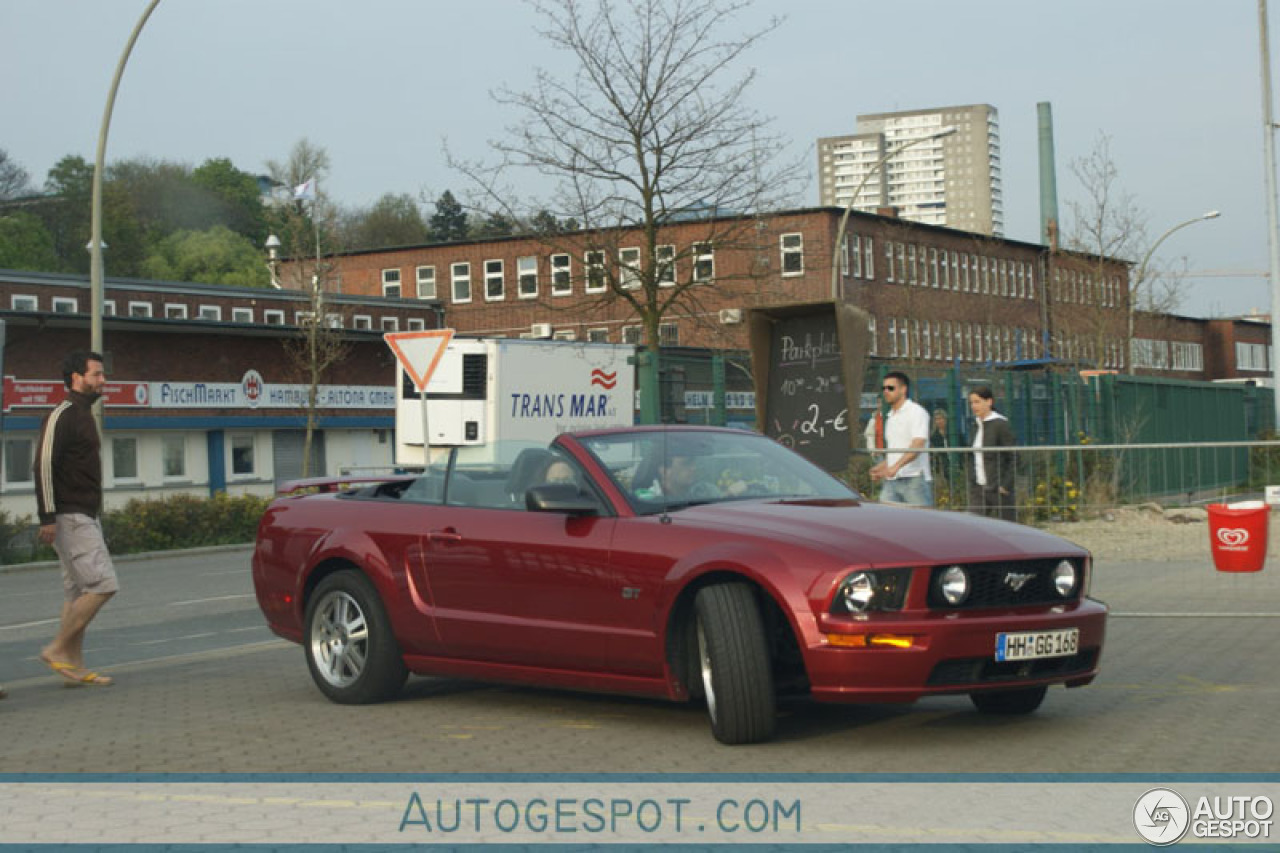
left=967, top=385, right=1017, bottom=522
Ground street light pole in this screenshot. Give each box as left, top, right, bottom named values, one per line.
left=1126, top=210, right=1220, bottom=371
left=1259, top=0, right=1280, bottom=427
left=90, top=0, right=162, bottom=433
left=830, top=126, right=957, bottom=300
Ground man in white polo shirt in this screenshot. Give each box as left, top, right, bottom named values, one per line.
left=868, top=371, right=933, bottom=506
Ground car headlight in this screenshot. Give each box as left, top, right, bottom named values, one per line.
left=833, top=569, right=909, bottom=614
left=937, top=565, right=969, bottom=605
left=1051, top=559, right=1078, bottom=597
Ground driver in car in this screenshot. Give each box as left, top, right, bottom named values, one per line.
left=633, top=446, right=747, bottom=501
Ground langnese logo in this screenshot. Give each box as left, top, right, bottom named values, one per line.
left=1216, top=527, right=1249, bottom=548
left=1134, top=788, right=1190, bottom=846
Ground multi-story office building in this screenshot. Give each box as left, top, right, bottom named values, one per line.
left=819, top=104, right=1004, bottom=236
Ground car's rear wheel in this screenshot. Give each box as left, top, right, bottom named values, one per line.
left=694, top=583, right=775, bottom=744
left=305, top=570, right=407, bottom=704
left=969, top=685, right=1047, bottom=715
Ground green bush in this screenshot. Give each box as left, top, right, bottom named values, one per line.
left=102, top=492, right=271, bottom=555
left=0, top=493, right=271, bottom=564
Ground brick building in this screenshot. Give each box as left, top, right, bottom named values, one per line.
left=299, top=205, right=1265, bottom=383
left=0, top=269, right=440, bottom=519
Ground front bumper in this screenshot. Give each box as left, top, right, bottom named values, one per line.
left=805, top=597, right=1108, bottom=703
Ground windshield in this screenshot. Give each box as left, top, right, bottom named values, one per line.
left=581, top=429, right=856, bottom=514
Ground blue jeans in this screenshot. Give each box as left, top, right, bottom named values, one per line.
left=879, top=475, right=933, bottom=507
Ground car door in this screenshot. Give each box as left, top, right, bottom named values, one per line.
left=422, top=460, right=620, bottom=672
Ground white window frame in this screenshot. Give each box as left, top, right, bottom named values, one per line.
left=381, top=317, right=400, bottom=332
left=264, top=309, right=285, bottom=325
left=621, top=325, right=644, bottom=345
left=517, top=256, right=538, bottom=299
left=451, top=262, right=471, bottom=303
left=551, top=254, right=572, bottom=296
left=52, top=297, right=78, bottom=314
left=587, top=328, right=609, bottom=342
left=198, top=305, right=222, bottom=322
left=3, top=436, right=35, bottom=486
left=353, top=314, right=373, bottom=330
left=863, top=236, right=874, bottom=279
left=692, top=242, right=714, bottom=283
left=619, top=247, right=641, bottom=290
left=659, top=322, right=679, bottom=347
left=232, top=307, right=253, bottom=323
left=229, top=433, right=256, bottom=478
left=585, top=250, right=607, bottom=293
left=128, top=301, right=153, bottom=318
left=484, top=259, right=505, bottom=301
left=407, top=318, right=426, bottom=331
left=552, top=329, right=577, bottom=341
left=103, top=300, right=116, bottom=316
left=111, top=436, right=140, bottom=483
left=164, top=303, right=188, bottom=320
left=885, top=242, right=895, bottom=283
left=382, top=268, right=402, bottom=298
left=162, top=434, right=187, bottom=480
left=10, top=295, right=37, bottom=311
left=780, top=233, right=804, bottom=277
left=657, top=244, right=675, bottom=287
left=416, top=265, right=437, bottom=300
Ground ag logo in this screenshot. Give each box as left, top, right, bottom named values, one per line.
left=1134, top=787, right=1190, bottom=846
left=1216, top=528, right=1249, bottom=547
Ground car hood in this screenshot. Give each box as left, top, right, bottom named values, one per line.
left=672, top=500, right=1087, bottom=566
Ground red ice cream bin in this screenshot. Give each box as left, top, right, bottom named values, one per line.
left=1206, top=501, right=1269, bottom=572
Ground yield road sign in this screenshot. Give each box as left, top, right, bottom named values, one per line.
left=384, top=329, right=455, bottom=391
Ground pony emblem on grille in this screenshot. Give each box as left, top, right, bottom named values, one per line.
left=1004, top=572, right=1035, bottom=592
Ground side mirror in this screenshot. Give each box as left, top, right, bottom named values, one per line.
left=526, top=483, right=600, bottom=515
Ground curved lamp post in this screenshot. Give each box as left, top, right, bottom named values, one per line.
left=1127, top=210, right=1220, bottom=370
left=90, top=0, right=163, bottom=371
left=830, top=126, right=957, bottom=300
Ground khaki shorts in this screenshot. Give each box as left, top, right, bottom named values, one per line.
left=54, top=513, right=119, bottom=601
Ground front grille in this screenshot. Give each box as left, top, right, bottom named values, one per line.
left=926, top=647, right=1099, bottom=687
left=927, top=559, right=1081, bottom=609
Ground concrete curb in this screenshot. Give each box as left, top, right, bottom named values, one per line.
left=0, top=542, right=254, bottom=576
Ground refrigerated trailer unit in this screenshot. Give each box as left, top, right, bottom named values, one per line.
left=394, top=338, right=635, bottom=465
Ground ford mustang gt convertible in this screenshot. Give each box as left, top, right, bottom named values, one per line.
left=252, top=426, right=1106, bottom=744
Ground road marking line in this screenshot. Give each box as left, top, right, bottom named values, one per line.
left=0, top=618, right=61, bottom=631
left=1113, top=611, right=1280, bottom=617
left=171, top=594, right=256, bottom=606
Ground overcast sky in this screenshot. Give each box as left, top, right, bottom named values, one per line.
left=2, top=0, right=1272, bottom=317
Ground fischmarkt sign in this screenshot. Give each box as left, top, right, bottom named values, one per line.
left=151, top=381, right=396, bottom=410
left=152, top=370, right=396, bottom=410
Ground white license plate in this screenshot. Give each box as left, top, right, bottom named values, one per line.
left=995, top=628, right=1079, bottom=662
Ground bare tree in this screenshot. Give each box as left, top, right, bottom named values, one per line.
left=1063, top=135, right=1168, bottom=371
left=453, top=0, right=802, bottom=371
left=0, top=149, right=32, bottom=201
left=266, top=139, right=348, bottom=477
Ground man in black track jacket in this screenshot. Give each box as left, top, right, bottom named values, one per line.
left=32, top=351, right=117, bottom=687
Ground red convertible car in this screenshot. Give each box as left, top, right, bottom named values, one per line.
left=252, top=426, right=1106, bottom=744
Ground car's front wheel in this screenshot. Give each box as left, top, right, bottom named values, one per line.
left=305, top=570, right=407, bottom=704
left=969, top=685, right=1047, bottom=715
left=694, top=582, right=775, bottom=744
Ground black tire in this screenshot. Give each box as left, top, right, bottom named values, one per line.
left=970, top=685, right=1048, bottom=715
left=694, top=583, right=776, bottom=744
left=304, top=570, right=408, bottom=704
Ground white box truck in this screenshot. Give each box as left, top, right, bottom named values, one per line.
left=394, top=338, right=635, bottom=465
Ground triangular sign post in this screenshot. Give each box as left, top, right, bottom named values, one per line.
left=384, top=329, right=454, bottom=391
left=384, top=329, right=454, bottom=464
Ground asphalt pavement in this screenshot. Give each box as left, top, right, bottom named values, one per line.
left=1, top=546, right=1277, bottom=773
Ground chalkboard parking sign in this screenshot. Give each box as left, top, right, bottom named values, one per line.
left=748, top=302, right=870, bottom=473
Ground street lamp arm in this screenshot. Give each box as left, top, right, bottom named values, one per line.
left=1127, top=210, right=1220, bottom=368
left=90, top=0, right=163, bottom=359
left=829, top=127, right=957, bottom=300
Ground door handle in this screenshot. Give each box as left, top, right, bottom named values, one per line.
left=428, top=528, right=463, bottom=544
